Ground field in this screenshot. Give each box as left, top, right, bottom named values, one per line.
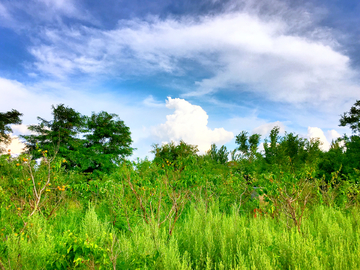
left=1, top=148, right=360, bottom=270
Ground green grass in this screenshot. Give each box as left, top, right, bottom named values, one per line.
left=2, top=202, right=360, bottom=269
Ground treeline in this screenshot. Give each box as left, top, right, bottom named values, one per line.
left=1, top=101, right=360, bottom=181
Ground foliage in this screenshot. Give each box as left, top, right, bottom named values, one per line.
left=21, top=104, right=133, bottom=175
left=339, top=99, right=360, bottom=134
left=0, top=109, right=22, bottom=153
left=206, top=144, right=229, bottom=164
left=263, top=126, right=322, bottom=172
left=151, top=140, right=198, bottom=171
left=235, top=131, right=261, bottom=158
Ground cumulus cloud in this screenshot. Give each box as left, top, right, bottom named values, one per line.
left=307, top=127, right=330, bottom=151
left=26, top=5, right=360, bottom=106
left=151, top=97, right=234, bottom=153
left=307, top=127, right=342, bottom=151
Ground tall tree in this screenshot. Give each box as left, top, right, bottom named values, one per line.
left=207, top=144, right=229, bottom=164
left=22, top=104, right=85, bottom=159
left=336, top=100, right=360, bottom=175
left=0, top=109, right=22, bottom=153
left=22, top=105, right=133, bottom=175
left=235, top=131, right=261, bottom=158
left=81, top=111, right=133, bottom=174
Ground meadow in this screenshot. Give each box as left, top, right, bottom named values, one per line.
left=1, top=141, right=360, bottom=269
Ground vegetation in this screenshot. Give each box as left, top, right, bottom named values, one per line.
left=1, top=101, right=360, bottom=269
left=21, top=104, right=133, bottom=176
left=0, top=109, right=22, bottom=153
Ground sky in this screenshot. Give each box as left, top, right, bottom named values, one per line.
left=1, top=0, right=360, bottom=158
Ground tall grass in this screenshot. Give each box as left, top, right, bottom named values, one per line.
left=2, top=201, right=360, bottom=269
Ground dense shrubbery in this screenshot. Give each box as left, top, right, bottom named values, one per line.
left=1, top=101, right=360, bottom=268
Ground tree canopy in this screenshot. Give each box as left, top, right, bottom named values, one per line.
left=21, top=104, right=133, bottom=175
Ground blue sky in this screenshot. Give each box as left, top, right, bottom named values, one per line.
left=1, top=0, right=360, bottom=158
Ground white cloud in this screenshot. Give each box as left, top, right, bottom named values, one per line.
left=307, top=127, right=332, bottom=151
left=327, top=129, right=342, bottom=142
left=0, top=135, right=26, bottom=155
left=143, top=95, right=165, bottom=108
left=151, top=97, right=234, bottom=153
left=11, top=124, right=33, bottom=136
left=0, top=3, right=10, bottom=19
left=27, top=8, right=360, bottom=106
left=36, top=0, right=78, bottom=14
left=307, top=127, right=343, bottom=151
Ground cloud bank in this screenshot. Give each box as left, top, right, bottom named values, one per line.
left=152, top=97, right=234, bottom=153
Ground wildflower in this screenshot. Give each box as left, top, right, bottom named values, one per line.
left=27, top=178, right=31, bottom=181
left=14, top=233, right=18, bottom=236
left=38, top=182, right=41, bottom=185
left=16, top=163, right=20, bottom=166
left=17, top=208, right=21, bottom=211
left=46, top=189, right=50, bottom=192
left=8, top=149, right=11, bottom=152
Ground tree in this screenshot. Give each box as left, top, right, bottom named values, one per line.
left=336, top=100, right=360, bottom=175
left=263, top=126, right=322, bottom=172
left=339, top=100, right=360, bottom=133
left=22, top=104, right=133, bottom=175
left=207, top=144, right=229, bottom=164
left=22, top=104, right=85, bottom=159
left=235, top=131, right=261, bottom=158
left=0, top=109, right=22, bottom=153
left=81, top=111, right=133, bottom=174
left=151, top=140, right=198, bottom=170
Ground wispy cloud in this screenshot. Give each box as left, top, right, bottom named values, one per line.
left=0, top=0, right=94, bottom=31
left=26, top=5, right=360, bottom=106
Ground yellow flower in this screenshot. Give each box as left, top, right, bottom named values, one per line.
left=46, top=189, right=50, bottom=192
left=17, top=208, right=21, bottom=211
left=16, top=163, right=20, bottom=166
left=27, top=178, right=31, bottom=181
left=14, top=233, right=18, bottom=236
left=38, top=182, right=41, bottom=185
